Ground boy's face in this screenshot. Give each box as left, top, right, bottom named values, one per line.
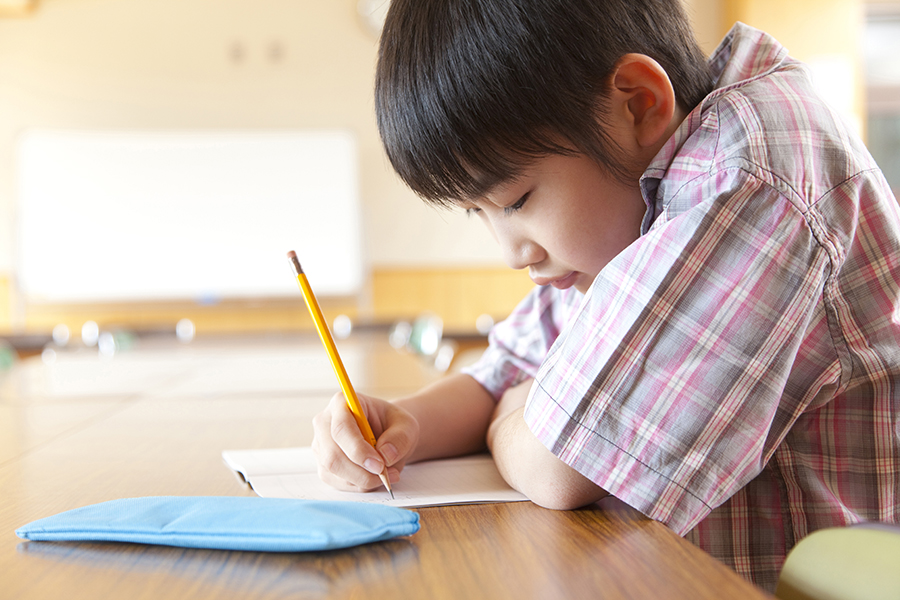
left=463, top=152, right=646, bottom=294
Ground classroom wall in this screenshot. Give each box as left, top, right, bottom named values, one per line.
left=0, top=0, right=509, bottom=335
left=0, top=0, right=505, bottom=275
left=0, top=0, right=870, bottom=336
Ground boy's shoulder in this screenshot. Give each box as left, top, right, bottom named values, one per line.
left=710, top=60, right=873, bottom=193
left=668, top=24, right=877, bottom=209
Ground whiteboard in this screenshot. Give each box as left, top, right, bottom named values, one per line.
left=16, top=130, right=363, bottom=302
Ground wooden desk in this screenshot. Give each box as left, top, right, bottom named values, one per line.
left=0, top=334, right=772, bottom=599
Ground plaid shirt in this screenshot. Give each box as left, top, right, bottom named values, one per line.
left=463, top=23, right=900, bottom=591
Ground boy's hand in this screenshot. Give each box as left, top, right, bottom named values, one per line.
left=311, top=392, right=420, bottom=492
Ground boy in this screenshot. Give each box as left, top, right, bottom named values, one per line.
left=312, top=0, right=900, bottom=591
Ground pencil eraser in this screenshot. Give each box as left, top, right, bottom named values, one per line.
left=287, top=250, right=297, bottom=259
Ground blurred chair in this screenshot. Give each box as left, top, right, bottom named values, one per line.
left=775, top=523, right=900, bottom=600
left=389, top=312, right=494, bottom=373
left=389, top=313, right=457, bottom=372
left=0, top=339, right=16, bottom=370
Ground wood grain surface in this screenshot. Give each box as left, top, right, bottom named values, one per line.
left=0, top=334, right=772, bottom=599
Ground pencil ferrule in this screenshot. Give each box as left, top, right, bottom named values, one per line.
left=288, top=255, right=303, bottom=276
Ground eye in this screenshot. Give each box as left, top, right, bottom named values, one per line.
left=465, top=207, right=482, bottom=216
left=503, top=192, right=530, bottom=215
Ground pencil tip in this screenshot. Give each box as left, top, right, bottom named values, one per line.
left=379, top=473, right=394, bottom=499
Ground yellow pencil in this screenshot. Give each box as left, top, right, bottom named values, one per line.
left=287, top=251, right=393, bottom=498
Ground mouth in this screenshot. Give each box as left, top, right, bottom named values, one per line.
left=532, top=272, right=579, bottom=290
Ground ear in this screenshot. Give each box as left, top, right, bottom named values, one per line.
left=608, top=54, right=678, bottom=150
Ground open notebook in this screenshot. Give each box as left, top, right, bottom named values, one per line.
left=222, top=447, right=528, bottom=508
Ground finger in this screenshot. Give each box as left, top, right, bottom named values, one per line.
left=311, top=422, right=386, bottom=492
left=330, top=403, right=386, bottom=474
left=315, top=393, right=389, bottom=488
left=315, top=452, right=385, bottom=492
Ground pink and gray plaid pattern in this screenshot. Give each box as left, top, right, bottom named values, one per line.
left=463, top=23, right=900, bottom=591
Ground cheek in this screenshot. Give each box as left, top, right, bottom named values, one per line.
left=558, top=204, right=641, bottom=267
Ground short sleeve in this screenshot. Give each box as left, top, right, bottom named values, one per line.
left=525, top=178, right=830, bottom=535
left=462, top=285, right=583, bottom=400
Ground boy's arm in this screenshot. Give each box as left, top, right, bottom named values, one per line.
left=392, top=373, right=497, bottom=463
left=487, top=379, right=609, bottom=510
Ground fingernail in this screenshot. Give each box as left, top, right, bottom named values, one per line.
left=363, top=458, right=383, bottom=475
left=380, top=443, right=398, bottom=464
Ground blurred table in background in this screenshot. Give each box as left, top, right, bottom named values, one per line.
left=0, top=333, right=772, bottom=599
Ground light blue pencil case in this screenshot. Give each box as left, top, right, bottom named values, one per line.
left=16, top=496, right=420, bottom=552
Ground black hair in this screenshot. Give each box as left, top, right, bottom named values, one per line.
left=375, top=0, right=713, bottom=205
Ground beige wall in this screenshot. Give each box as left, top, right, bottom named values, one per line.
left=0, top=0, right=509, bottom=333
left=0, top=0, right=502, bottom=274
left=683, top=0, right=727, bottom=55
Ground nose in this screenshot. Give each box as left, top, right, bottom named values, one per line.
left=492, top=221, right=545, bottom=271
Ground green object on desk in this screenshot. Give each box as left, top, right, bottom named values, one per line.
left=775, top=524, right=900, bottom=600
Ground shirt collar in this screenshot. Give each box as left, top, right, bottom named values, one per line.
left=638, top=23, right=790, bottom=233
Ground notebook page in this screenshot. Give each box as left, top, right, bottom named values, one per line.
left=223, top=447, right=527, bottom=508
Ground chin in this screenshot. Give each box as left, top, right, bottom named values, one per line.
left=574, top=275, right=596, bottom=295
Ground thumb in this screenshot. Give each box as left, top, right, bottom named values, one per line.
left=373, top=404, right=419, bottom=468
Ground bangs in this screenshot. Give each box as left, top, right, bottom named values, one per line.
left=376, top=97, right=577, bottom=205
